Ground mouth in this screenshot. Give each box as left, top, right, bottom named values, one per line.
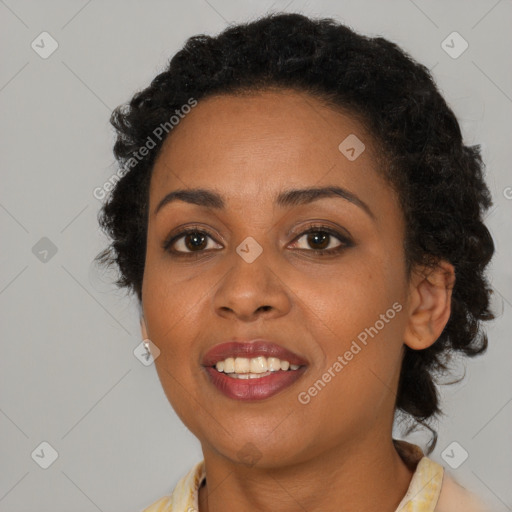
left=201, top=340, right=308, bottom=401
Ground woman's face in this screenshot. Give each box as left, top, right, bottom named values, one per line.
left=141, top=89, right=414, bottom=467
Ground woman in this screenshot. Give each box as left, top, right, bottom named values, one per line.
left=96, top=13, right=494, bottom=512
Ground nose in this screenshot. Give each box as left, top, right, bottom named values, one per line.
left=213, top=252, right=291, bottom=322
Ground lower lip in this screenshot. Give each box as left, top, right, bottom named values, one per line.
left=204, top=367, right=307, bottom=401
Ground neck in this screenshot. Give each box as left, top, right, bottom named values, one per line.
left=198, top=431, right=415, bottom=512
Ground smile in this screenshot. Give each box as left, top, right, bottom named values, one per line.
left=202, top=340, right=308, bottom=401
left=204, top=365, right=307, bottom=400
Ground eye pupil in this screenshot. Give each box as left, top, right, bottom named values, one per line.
left=186, top=232, right=207, bottom=251
left=308, top=232, right=329, bottom=249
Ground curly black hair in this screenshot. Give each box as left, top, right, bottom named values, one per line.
left=95, top=12, right=495, bottom=451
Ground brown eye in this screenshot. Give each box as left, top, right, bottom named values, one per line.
left=289, top=224, right=353, bottom=255
left=181, top=232, right=208, bottom=251
left=293, top=231, right=341, bottom=251
left=163, top=229, right=222, bottom=255
left=304, top=232, right=332, bottom=250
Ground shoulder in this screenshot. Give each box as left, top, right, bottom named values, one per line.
left=435, top=472, right=490, bottom=512
left=140, top=460, right=205, bottom=512
left=393, top=440, right=489, bottom=512
left=141, top=495, right=172, bottom=512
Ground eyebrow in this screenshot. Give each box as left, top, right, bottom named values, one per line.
left=154, top=185, right=374, bottom=219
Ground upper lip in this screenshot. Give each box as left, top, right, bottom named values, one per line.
left=202, top=339, right=308, bottom=367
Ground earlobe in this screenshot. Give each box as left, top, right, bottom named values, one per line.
left=403, top=261, right=455, bottom=350
left=140, top=315, right=148, bottom=340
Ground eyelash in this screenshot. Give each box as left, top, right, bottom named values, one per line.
left=162, top=223, right=353, bottom=258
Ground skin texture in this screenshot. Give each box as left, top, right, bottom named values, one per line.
left=139, top=89, right=455, bottom=512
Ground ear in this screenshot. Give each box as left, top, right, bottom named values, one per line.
left=140, top=314, right=149, bottom=340
left=403, top=260, right=456, bottom=350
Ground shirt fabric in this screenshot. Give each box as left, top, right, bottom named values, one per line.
left=141, top=440, right=488, bottom=512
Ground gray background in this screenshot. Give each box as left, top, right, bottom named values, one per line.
left=1, top=0, right=511, bottom=511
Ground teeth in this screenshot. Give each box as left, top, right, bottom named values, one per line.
left=268, top=357, right=281, bottom=371
left=235, top=357, right=250, bottom=373
left=229, top=371, right=272, bottom=379
left=223, top=357, right=235, bottom=373
left=214, top=356, right=302, bottom=374
left=250, top=356, right=267, bottom=373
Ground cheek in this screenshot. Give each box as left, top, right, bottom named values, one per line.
left=298, top=256, right=407, bottom=397
left=302, top=259, right=404, bottom=343
left=297, top=305, right=406, bottom=431
left=142, top=269, right=206, bottom=425
left=141, top=265, right=198, bottom=369
left=143, top=246, right=203, bottom=321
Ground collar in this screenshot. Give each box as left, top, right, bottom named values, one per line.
left=149, top=440, right=444, bottom=512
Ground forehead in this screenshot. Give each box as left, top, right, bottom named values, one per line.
left=149, top=89, right=390, bottom=212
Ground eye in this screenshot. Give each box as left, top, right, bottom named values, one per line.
left=162, top=227, right=222, bottom=256
left=289, top=224, right=352, bottom=255
left=162, top=223, right=352, bottom=258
